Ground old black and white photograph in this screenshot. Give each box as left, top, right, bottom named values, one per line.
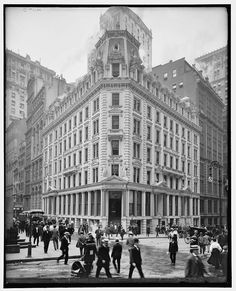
left=3, top=4, right=231, bottom=288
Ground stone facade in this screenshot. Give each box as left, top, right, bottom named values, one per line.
left=42, top=24, right=201, bottom=233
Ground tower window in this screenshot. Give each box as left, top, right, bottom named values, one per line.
left=112, top=63, right=120, bottom=77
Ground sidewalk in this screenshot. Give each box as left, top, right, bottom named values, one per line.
left=5, top=232, right=167, bottom=263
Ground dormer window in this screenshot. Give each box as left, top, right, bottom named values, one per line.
left=113, top=43, right=119, bottom=52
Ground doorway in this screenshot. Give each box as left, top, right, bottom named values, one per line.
left=108, top=191, right=122, bottom=225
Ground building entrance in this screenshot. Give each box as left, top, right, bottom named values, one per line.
left=108, top=191, right=122, bottom=225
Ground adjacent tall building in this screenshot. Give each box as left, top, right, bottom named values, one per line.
left=153, top=58, right=226, bottom=226
left=42, top=7, right=201, bottom=233
left=195, top=46, right=229, bottom=199
left=5, top=49, right=56, bottom=128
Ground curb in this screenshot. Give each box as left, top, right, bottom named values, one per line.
left=6, top=255, right=80, bottom=264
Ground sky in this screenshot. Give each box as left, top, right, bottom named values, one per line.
left=5, top=6, right=228, bottom=83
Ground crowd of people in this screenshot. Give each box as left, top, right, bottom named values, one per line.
left=11, top=218, right=228, bottom=280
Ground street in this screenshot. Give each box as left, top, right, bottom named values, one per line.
left=5, top=236, right=227, bottom=286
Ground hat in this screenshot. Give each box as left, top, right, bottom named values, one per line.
left=64, top=232, right=70, bottom=236
left=223, top=245, right=228, bottom=250
left=190, top=245, right=199, bottom=251
left=115, top=239, right=119, bottom=242
left=128, top=231, right=133, bottom=235
left=103, top=238, right=109, bottom=243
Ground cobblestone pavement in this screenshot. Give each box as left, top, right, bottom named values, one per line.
left=5, top=232, right=227, bottom=286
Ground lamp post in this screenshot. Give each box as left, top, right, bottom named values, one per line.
left=27, top=212, right=32, bottom=257
left=208, top=161, right=223, bottom=227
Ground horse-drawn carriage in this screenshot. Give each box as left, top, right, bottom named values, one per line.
left=183, top=226, right=208, bottom=244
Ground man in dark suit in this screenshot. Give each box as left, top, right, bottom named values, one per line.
left=57, top=232, right=70, bottom=265
left=42, top=225, right=52, bottom=253
left=128, top=238, right=144, bottom=279
left=32, top=223, right=40, bottom=246
left=185, top=244, right=208, bottom=278
left=111, top=239, right=122, bottom=273
left=95, top=238, right=112, bottom=278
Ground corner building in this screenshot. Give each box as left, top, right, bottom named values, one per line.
left=42, top=7, right=201, bottom=233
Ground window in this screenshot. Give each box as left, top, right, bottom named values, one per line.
left=133, top=142, right=140, bottom=159
left=55, top=130, right=58, bottom=140
left=187, top=162, right=191, bottom=175
left=78, top=173, right=82, bottom=186
left=79, top=130, right=82, bottom=143
left=74, top=133, right=77, bottom=146
left=59, top=142, right=62, bottom=154
left=156, top=130, right=160, bottom=144
left=93, top=143, right=99, bottom=159
left=147, top=171, right=151, bottom=185
left=164, top=116, right=167, bottom=128
left=182, top=127, right=185, bottom=138
left=194, top=165, right=197, bottom=177
left=170, top=120, right=173, bottom=131
left=156, top=111, right=160, bottom=123
left=68, top=136, right=71, bottom=149
left=164, top=134, right=167, bottom=147
left=147, top=106, right=152, bottom=119
left=64, top=158, right=66, bottom=169
left=112, top=63, right=120, bottom=77
left=170, top=156, right=173, bottom=168
left=93, top=168, right=99, bottom=183
left=85, top=148, right=88, bottom=162
left=176, top=158, right=179, bottom=170
left=156, top=173, right=159, bottom=182
left=170, top=137, right=173, bottom=149
left=133, top=97, right=141, bottom=112
left=73, top=153, right=76, bottom=166
left=147, top=126, right=151, bottom=140
left=112, top=116, right=119, bottom=129
left=179, top=82, right=183, bottom=88
left=64, top=140, right=66, bottom=151
left=156, top=151, right=160, bottom=164
left=194, top=134, right=198, bottom=145
left=164, top=154, right=167, bottom=166
left=20, top=103, right=24, bottom=109
left=133, top=119, right=140, bottom=135
left=176, top=123, right=179, bottom=135
left=93, top=119, right=99, bottom=135
left=85, top=126, right=88, bottom=140
left=182, top=143, right=185, bottom=155
left=194, top=149, right=197, bottom=161
left=64, top=123, right=67, bottom=134
left=147, top=148, right=151, bottom=162
left=85, top=107, right=89, bottom=119
left=112, top=93, right=119, bottom=106
left=84, top=170, right=88, bottom=185
left=187, top=145, right=191, bottom=157
left=79, top=151, right=82, bottom=164
left=172, top=84, right=177, bottom=91
left=176, top=140, right=179, bottom=152
left=69, top=119, right=71, bottom=131
left=79, top=111, right=83, bottom=123
left=68, top=155, right=71, bottom=167
left=182, top=161, right=185, bottom=172
left=111, top=140, right=119, bottom=156
left=172, top=69, right=177, bottom=77
left=112, top=164, right=119, bottom=176
left=133, top=167, right=140, bottom=183
left=60, top=127, right=62, bottom=137
left=74, top=115, right=77, bottom=127
left=164, top=73, right=168, bottom=80
left=187, top=130, right=191, bottom=141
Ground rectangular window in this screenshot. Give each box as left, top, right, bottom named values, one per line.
left=84, top=171, right=88, bottom=185
left=93, top=97, right=99, bottom=112
left=182, top=143, right=185, bottom=155
left=68, top=136, right=71, bottom=149
left=133, top=119, right=141, bottom=135
left=147, top=172, right=151, bottom=185
left=93, top=168, right=98, bottom=183
left=187, top=130, right=191, bottom=141
left=176, top=140, right=179, bottom=152
left=74, top=133, right=77, bottom=146
left=64, top=158, right=66, bottom=169
left=64, top=140, right=66, bottom=152
left=133, top=142, right=140, bottom=159
left=69, top=119, right=71, bottom=131
left=156, top=130, right=160, bottom=144
left=170, top=137, right=173, bottom=149
left=164, top=154, right=167, bottom=166
left=68, top=155, right=71, bottom=167
left=170, top=120, right=173, bottom=131
left=112, top=93, right=119, bottom=106
left=182, top=127, right=185, bottom=138
left=194, top=149, right=197, bottom=161
left=79, top=111, right=83, bottom=123
left=85, top=126, right=88, bottom=140
left=112, top=164, right=119, bottom=176
left=164, top=72, right=168, bottom=80
left=73, top=153, right=76, bottom=166
left=156, top=151, right=160, bottom=164
left=164, top=116, right=167, bottom=128
left=111, top=140, right=119, bottom=156
left=187, top=162, right=191, bottom=175
left=112, top=63, right=120, bottom=77
left=147, top=126, right=151, bottom=140
left=79, top=130, right=82, bottom=143
left=133, top=97, right=141, bottom=112
left=93, top=143, right=99, bottom=159
left=79, top=151, right=82, bottom=164
left=64, top=123, right=67, bottom=134
left=85, top=148, right=88, bottom=162
left=187, top=145, right=191, bottom=157
left=194, top=134, right=198, bottom=145
left=93, top=119, right=99, bottom=135
left=78, top=172, right=82, bottom=186
left=133, top=167, right=140, bottom=183
left=112, top=115, right=119, bottom=129
left=156, top=111, right=160, bottom=123
left=164, top=134, right=167, bottom=147
left=172, top=69, right=177, bottom=77
left=176, top=158, right=179, bottom=170
left=74, top=115, right=77, bottom=127
left=176, top=123, right=179, bottom=135
left=182, top=161, right=185, bottom=173
left=85, top=106, right=89, bottom=119
left=170, top=156, right=173, bottom=168
left=147, top=148, right=151, bottom=162
left=147, top=106, right=151, bottom=119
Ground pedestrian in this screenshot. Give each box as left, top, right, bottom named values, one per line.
left=168, top=228, right=174, bottom=241
left=52, top=225, right=59, bottom=251
left=168, top=237, right=178, bottom=265
left=220, top=245, right=228, bottom=277
left=128, top=238, right=144, bottom=279
left=83, top=233, right=97, bottom=276
left=218, top=231, right=227, bottom=248
left=111, top=239, right=122, bottom=274
left=190, top=230, right=199, bottom=247
left=95, top=238, right=112, bottom=278
left=120, top=227, right=126, bottom=241
left=146, top=226, right=150, bottom=237
left=185, top=244, right=207, bottom=278
left=57, top=232, right=70, bottom=265
left=155, top=225, right=159, bottom=237
left=95, top=226, right=103, bottom=247
left=68, top=223, right=74, bottom=242
left=42, top=225, right=52, bottom=254
left=198, top=232, right=205, bottom=255
left=203, top=232, right=211, bottom=254
left=207, top=238, right=222, bottom=269
left=32, top=223, right=40, bottom=246
left=76, top=231, right=86, bottom=256
left=126, top=231, right=134, bottom=250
